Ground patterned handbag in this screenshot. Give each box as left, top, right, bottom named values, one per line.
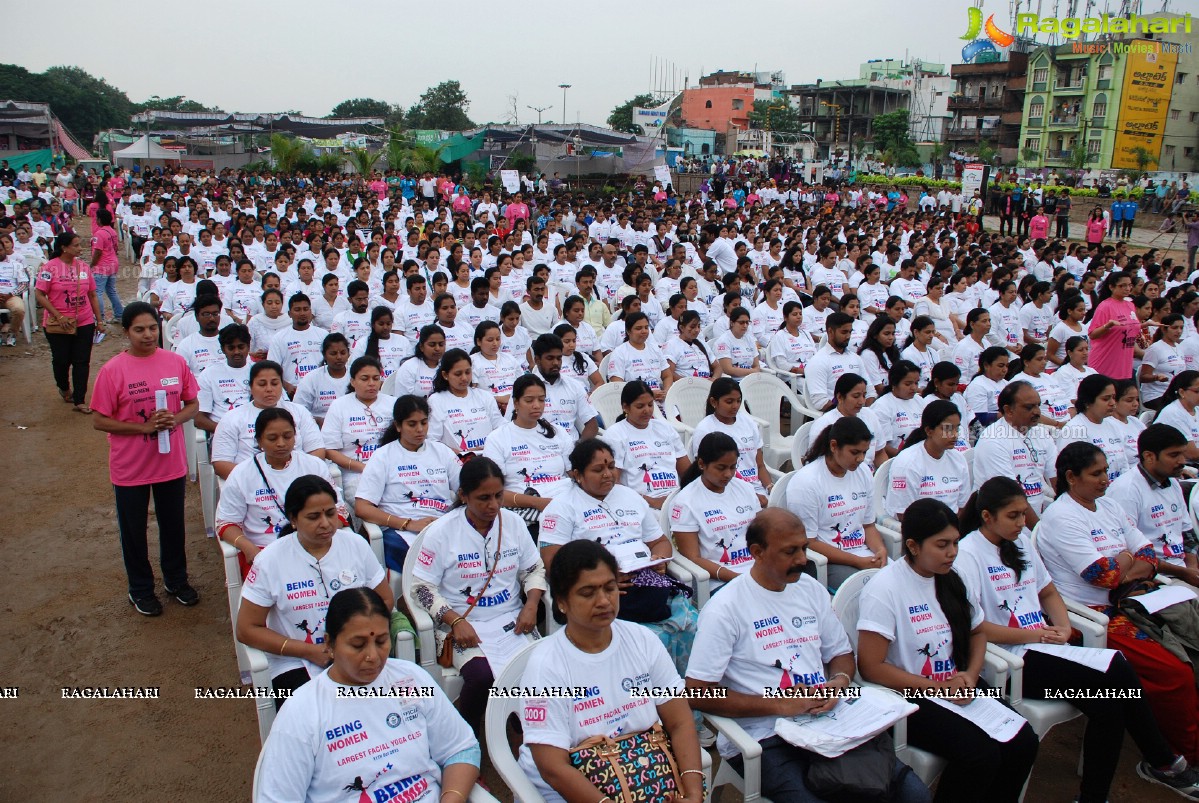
left=568, top=723, right=695, bottom=803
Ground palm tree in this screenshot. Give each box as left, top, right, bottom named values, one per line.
left=316, top=152, right=344, bottom=175
left=269, top=133, right=307, bottom=174
left=345, top=146, right=380, bottom=176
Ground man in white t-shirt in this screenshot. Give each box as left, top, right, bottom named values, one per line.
left=972, top=381, right=1058, bottom=525
left=1107, top=423, right=1199, bottom=588
left=528, top=334, right=598, bottom=441
left=804, top=312, right=874, bottom=410
left=685, top=508, right=927, bottom=801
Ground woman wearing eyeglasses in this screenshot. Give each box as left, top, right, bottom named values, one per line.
left=235, top=475, right=390, bottom=706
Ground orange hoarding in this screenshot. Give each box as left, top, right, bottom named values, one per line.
left=1112, top=42, right=1178, bottom=169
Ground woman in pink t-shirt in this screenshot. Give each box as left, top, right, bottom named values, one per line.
left=1087, top=271, right=1140, bottom=380
left=1029, top=209, right=1050, bottom=240
left=92, top=301, right=200, bottom=616
left=34, top=231, right=101, bottom=411
left=90, top=208, right=123, bottom=324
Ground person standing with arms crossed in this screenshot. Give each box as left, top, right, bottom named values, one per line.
left=91, top=301, right=201, bottom=616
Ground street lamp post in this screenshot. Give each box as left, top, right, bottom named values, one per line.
left=527, top=104, right=550, bottom=124
left=573, top=133, right=583, bottom=191
left=558, top=84, right=572, bottom=127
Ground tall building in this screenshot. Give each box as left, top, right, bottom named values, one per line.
left=1018, top=11, right=1198, bottom=171
left=946, top=51, right=1029, bottom=165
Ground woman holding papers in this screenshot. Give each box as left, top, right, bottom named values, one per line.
left=858, top=498, right=1039, bottom=803
left=1037, top=442, right=1199, bottom=767
left=409, top=457, right=545, bottom=737
left=957, top=477, right=1199, bottom=801
left=540, top=438, right=697, bottom=674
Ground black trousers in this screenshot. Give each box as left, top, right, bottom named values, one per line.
left=1055, top=216, right=1070, bottom=238
left=113, top=476, right=188, bottom=598
left=1021, top=649, right=1175, bottom=803
left=906, top=685, right=1039, bottom=803
left=45, top=325, right=95, bottom=404
left=271, top=667, right=311, bottom=711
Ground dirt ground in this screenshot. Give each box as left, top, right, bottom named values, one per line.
left=0, top=218, right=1189, bottom=802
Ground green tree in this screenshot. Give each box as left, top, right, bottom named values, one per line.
left=748, top=100, right=801, bottom=132
left=345, top=146, right=381, bottom=175
left=871, top=109, right=912, bottom=154
left=976, top=138, right=998, bottom=165
left=0, top=63, right=133, bottom=146
left=406, top=81, right=473, bottom=131
left=1130, top=146, right=1158, bottom=172
left=1020, top=146, right=1041, bottom=167
left=607, top=94, right=655, bottom=134
left=133, top=95, right=221, bottom=113
left=330, top=98, right=403, bottom=126
left=269, top=133, right=308, bottom=174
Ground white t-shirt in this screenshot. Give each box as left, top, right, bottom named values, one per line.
left=805, top=345, right=873, bottom=410
left=1010, top=371, right=1070, bottom=425
left=808, top=407, right=889, bottom=458
left=1112, top=415, right=1146, bottom=467
left=607, top=341, right=669, bottom=389
left=268, top=325, right=330, bottom=386
left=393, top=357, right=439, bottom=397
left=351, top=334, right=413, bottom=379
left=686, top=572, right=852, bottom=755
left=1047, top=321, right=1087, bottom=365
left=321, top=393, right=397, bottom=467
left=292, top=365, right=349, bottom=421
left=256, top=659, right=474, bottom=803
left=1060, top=414, right=1130, bottom=481
left=767, top=328, right=817, bottom=373
left=1108, top=468, right=1192, bottom=568
left=217, top=451, right=341, bottom=548
left=541, top=483, right=663, bottom=550
left=899, top=344, right=937, bottom=387
left=173, top=332, right=223, bottom=375
left=689, top=412, right=766, bottom=494
left=1154, top=400, right=1199, bottom=444
left=662, top=337, right=714, bottom=379
left=240, top=530, right=386, bottom=679
left=971, top=421, right=1058, bottom=513
left=607, top=419, right=687, bottom=498
left=518, top=623, right=682, bottom=797
left=951, top=337, right=986, bottom=377
left=1019, top=303, right=1055, bottom=344
left=786, top=458, right=875, bottom=558
left=1037, top=493, right=1151, bottom=606
left=524, top=374, right=598, bottom=442
left=964, top=376, right=1008, bottom=417
left=955, top=531, right=1051, bottom=657
left=858, top=557, right=983, bottom=681
left=470, top=352, right=521, bottom=398
left=330, top=308, right=373, bottom=351
left=870, top=393, right=925, bottom=448
left=1141, top=340, right=1185, bottom=403
left=211, top=400, right=324, bottom=465
left=412, top=508, right=540, bottom=622
left=427, top=389, right=504, bottom=454
left=987, top=302, right=1022, bottom=351
left=354, top=440, right=462, bottom=544
left=500, top=325, right=533, bottom=370
left=713, top=331, right=759, bottom=373
left=196, top=361, right=251, bottom=420
left=669, top=478, right=760, bottom=579
left=885, top=445, right=971, bottom=518
left=482, top=421, right=574, bottom=501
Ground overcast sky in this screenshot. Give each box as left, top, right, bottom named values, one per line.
left=3, top=0, right=1186, bottom=127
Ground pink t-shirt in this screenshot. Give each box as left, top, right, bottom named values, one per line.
left=91, top=226, right=120, bottom=275
left=1029, top=215, right=1049, bottom=239
left=1085, top=219, right=1106, bottom=243
left=35, top=257, right=97, bottom=327
left=1087, top=297, right=1139, bottom=379
left=91, top=349, right=199, bottom=485
left=369, top=179, right=386, bottom=198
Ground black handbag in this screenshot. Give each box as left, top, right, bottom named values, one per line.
left=617, top=568, right=691, bottom=624
left=805, top=732, right=907, bottom=803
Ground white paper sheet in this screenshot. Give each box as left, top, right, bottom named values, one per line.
left=1130, top=585, right=1198, bottom=614
left=773, top=687, right=918, bottom=758
left=1024, top=643, right=1117, bottom=672
left=471, top=617, right=536, bottom=679
left=607, top=540, right=670, bottom=573
left=930, top=694, right=1027, bottom=742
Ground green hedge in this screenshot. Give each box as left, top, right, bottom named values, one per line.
left=855, top=174, right=1156, bottom=200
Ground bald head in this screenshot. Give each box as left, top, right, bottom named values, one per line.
left=747, top=507, right=810, bottom=590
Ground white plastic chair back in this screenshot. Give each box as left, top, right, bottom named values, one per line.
left=589, top=381, right=627, bottom=430
left=767, top=470, right=794, bottom=509
left=664, top=376, right=712, bottom=429
left=598, top=352, right=612, bottom=380
left=164, top=314, right=183, bottom=346
left=790, top=421, right=814, bottom=468
left=398, top=525, right=464, bottom=700
left=872, top=458, right=903, bottom=559
left=483, top=640, right=549, bottom=803
left=1139, top=410, right=1156, bottom=424
left=740, top=373, right=800, bottom=470
left=381, top=371, right=397, bottom=396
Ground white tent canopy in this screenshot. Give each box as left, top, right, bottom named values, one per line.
left=112, top=135, right=179, bottom=162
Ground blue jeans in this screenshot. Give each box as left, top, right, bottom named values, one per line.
left=729, top=735, right=931, bottom=803
left=94, top=273, right=123, bottom=320
left=381, top=527, right=410, bottom=573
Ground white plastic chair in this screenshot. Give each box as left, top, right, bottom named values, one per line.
left=1028, top=523, right=1112, bottom=633
left=789, top=420, right=814, bottom=469
left=872, top=459, right=903, bottom=559
left=183, top=420, right=201, bottom=483
left=766, top=470, right=829, bottom=588
left=664, top=376, right=712, bottom=430
left=598, top=352, right=612, bottom=380
left=657, top=489, right=711, bottom=608
left=589, top=380, right=627, bottom=432
left=1139, top=409, right=1156, bottom=425
left=739, top=373, right=801, bottom=470
left=485, top=639, right=711, bottom=803
left=381, top=371, right=397, bottom=396
left=21, top=284, right=34, bottom=343
left=163, top=313, right=183, bottom=346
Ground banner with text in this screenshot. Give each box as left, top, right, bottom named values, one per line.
left=1112, top=44, right=1178, bottom=170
